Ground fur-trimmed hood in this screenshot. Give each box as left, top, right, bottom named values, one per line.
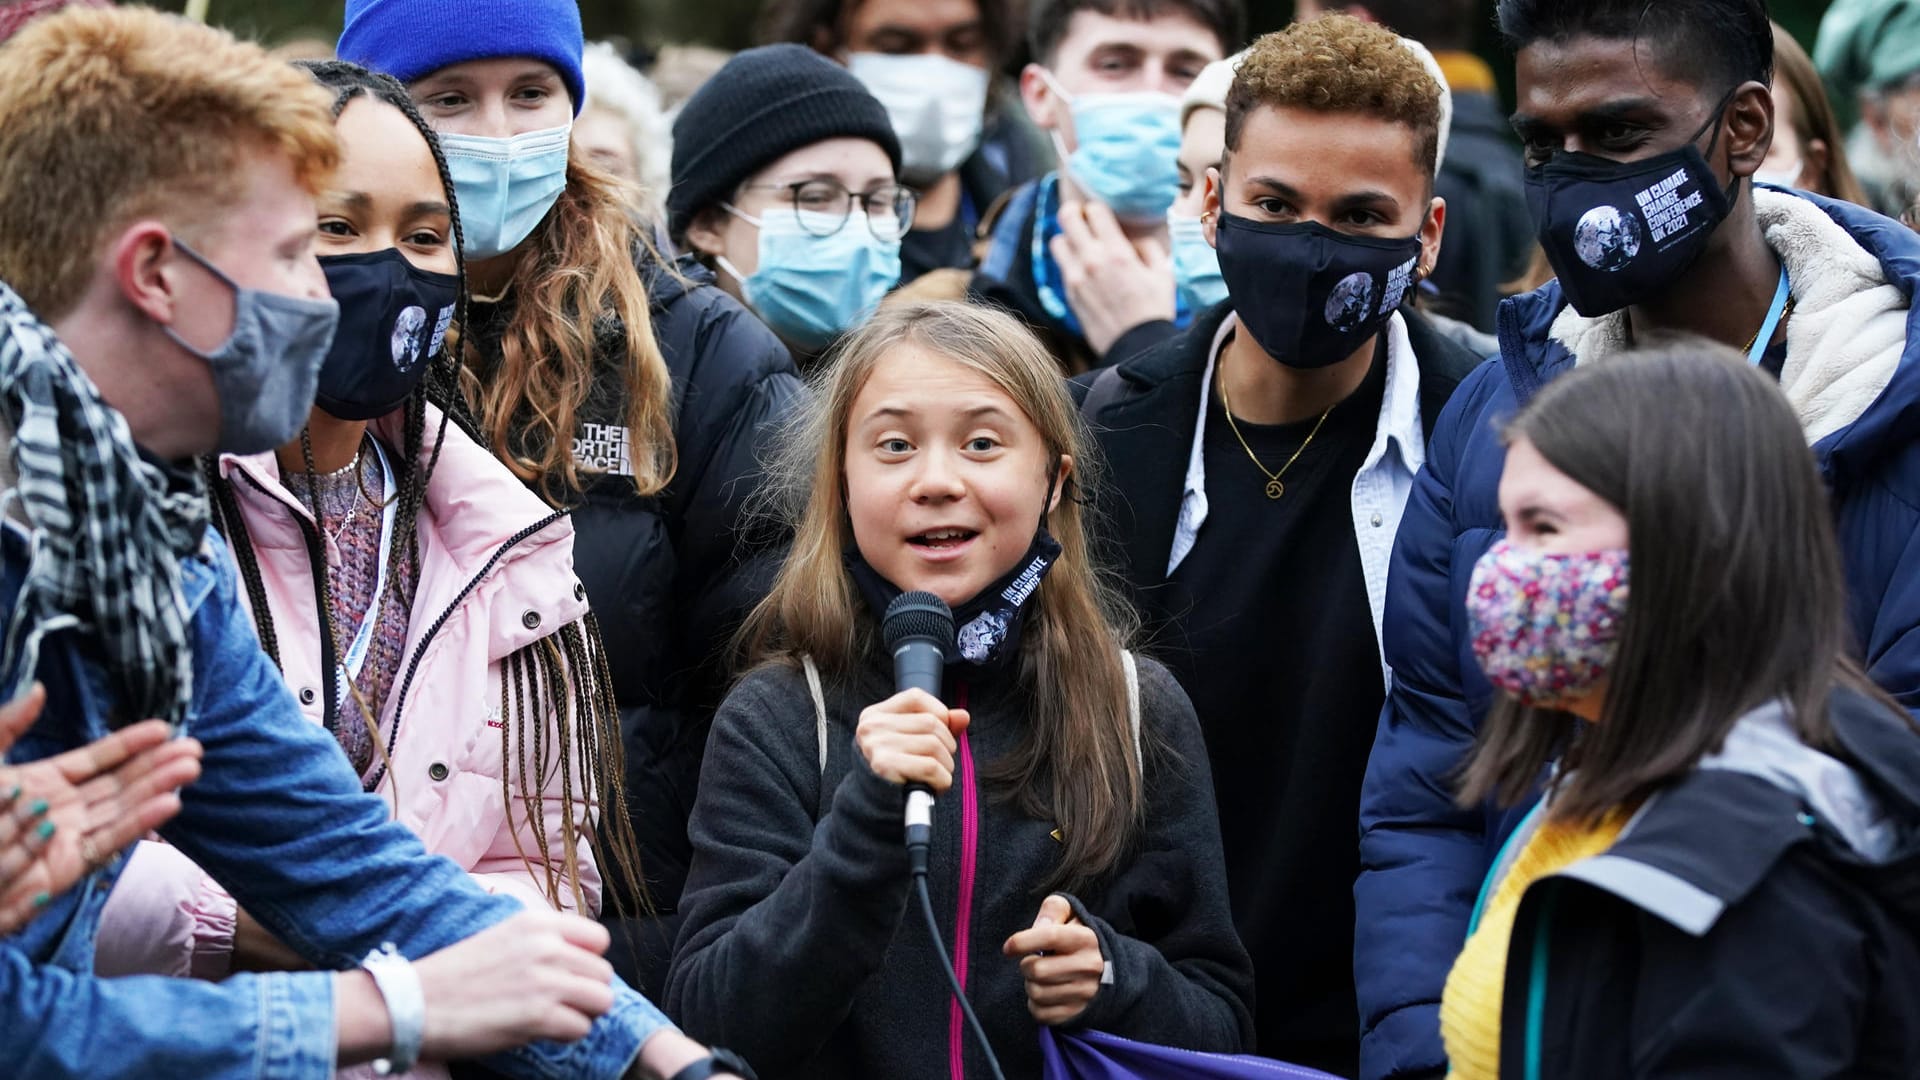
left=1500, top=187, right=1920, bottom=498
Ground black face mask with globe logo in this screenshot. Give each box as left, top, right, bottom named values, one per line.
left=1213, top=212, right=1424, bottom=370
left=1525, top=92, right=1740, bottom=318
left=315, top=249, right=459, bottom=421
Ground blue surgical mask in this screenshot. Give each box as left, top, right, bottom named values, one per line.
left=438, top=124, right=571, bottom=260
left=160, top=240, right=340, bottom=455
left=716, top=208, right=901, bottom=351
left=1044, top=72, right=1181, bottom=221
left=1168, top=212, right=1228, bottom=312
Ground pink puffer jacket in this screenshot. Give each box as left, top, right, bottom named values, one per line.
left=96, top=408, right=609, bottom=1003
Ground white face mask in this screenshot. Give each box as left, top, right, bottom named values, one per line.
left=847, top=52, right=990, bottom=182
left=1753, top=154, right=1804, bottom=189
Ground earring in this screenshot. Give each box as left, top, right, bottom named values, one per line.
left=1200, top=211, right=1215, bottom=224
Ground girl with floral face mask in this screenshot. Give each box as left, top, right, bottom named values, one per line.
left=1439, top=341, right=1920, bottom=1080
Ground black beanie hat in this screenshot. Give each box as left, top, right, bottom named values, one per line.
left=668, top=44, right=902, bottom=241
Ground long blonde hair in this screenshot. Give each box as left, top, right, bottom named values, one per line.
left=742, top=301, right=1144, bottom=890
left=462, top=155, right=676, bottom=504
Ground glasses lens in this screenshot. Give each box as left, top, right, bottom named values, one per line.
left=791, top=180, right=850, bottom=236
left=865, top=186, right=916, bottom=241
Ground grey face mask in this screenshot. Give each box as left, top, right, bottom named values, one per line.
left=161, top=239, right=340, bottom=455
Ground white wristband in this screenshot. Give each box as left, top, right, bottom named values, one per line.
left=362, top=942, right=425, bottom=1076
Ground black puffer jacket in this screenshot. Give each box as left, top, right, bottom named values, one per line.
left=466, top=254, right=804, bottom=936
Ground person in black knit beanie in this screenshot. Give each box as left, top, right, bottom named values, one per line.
left=671, top=44, right=908, bottom=361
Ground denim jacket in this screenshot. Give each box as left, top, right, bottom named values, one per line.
left=0, top=523, right=673, bottom=1079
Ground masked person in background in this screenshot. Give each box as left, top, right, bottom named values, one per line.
left=1075, top=19, right=1480, bottom=1076
left=671, top=44, right=909, bottom=365
left=338, top=0, right=805, bottom=1003
left=1440, top=343, right=1920, bottom=1079
left=761, top=0, right=1046, bottom=284
left=0, top=10, right=727, bottom=1077
left=1762, top=21, right=1871, bottom=205
left=1166, top=50, right=1241, bottom=317
left=92, top=68, right=657, bottom=1080
left=1359, top=0, right=1920, bottom=1076
left=578, top=41, right=675, bottom=227
left=667, top=300, right=1253, bottom=1078
left=970, top=0, right=1241, bottom=373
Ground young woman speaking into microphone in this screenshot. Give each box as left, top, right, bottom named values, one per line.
left=666, top=301, right=1252, bottom=1078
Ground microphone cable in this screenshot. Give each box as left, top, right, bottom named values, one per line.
left=908, top=834, right=1008, bottom=1080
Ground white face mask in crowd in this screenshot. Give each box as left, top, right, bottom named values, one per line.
left=1753, top=153, right=1804, bottom=189
left=847, top=52, right=991, bottom=183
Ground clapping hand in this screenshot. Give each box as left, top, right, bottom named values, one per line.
left=0, top=683, right=203, bottom=934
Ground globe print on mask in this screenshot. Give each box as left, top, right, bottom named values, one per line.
left=390, top=305, right=427, bottom=372
left=1324, top=272, right=1377, bottom=332
left=957, top=608, right=1013, bottom=663
left=1574, top=206, right=1642, bottom=272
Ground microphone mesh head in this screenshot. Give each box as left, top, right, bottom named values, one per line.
left=883, top=591, right=955, bottom=651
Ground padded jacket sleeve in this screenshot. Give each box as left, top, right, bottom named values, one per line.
left=1354, top=361, right=1503, bottom=1080
left=664, top=669, right=914, bottom=1070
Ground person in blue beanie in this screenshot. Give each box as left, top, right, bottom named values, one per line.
left=1356, top=0, right=1920, bottom=1076
left=668, top=43, right=909, bottom=364
left=338, top=0, right=807, bottom=1009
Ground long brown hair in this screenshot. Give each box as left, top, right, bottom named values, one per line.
left=1458, top=339, right=1893, bottom=824
left=462, top=155, right=676, bottom=504
left=741, top=301, right=1144, bottom=890
left=1770, top=21, right=1870, bottom=208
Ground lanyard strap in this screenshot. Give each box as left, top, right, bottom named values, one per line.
left=336, top=437, right=397, bottom=710
left=1747, top=266, right=1791, bottom=367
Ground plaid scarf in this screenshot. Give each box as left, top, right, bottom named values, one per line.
left=0, top=281, right=207, bottom=728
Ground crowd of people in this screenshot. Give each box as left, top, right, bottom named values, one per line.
left=1, top=0, right=1919, bottom=1077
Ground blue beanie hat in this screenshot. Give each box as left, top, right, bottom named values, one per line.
left=338, top=0, right=586, bottom=116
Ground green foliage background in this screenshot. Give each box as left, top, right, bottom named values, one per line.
left=160, top=0, right=1837, bottom=104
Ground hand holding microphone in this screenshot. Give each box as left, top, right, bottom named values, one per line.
left=854, top=689, right=967, bottom=793
left=859, top=592, right=969, bottom=796
left=865, top=593, right=969, bottom=868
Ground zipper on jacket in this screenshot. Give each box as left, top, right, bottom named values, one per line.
left=233, top=468, right=340, bottom=734
left=949, top=682, right=979, bottom=1080
left=364, top=508, right=569, bottom=792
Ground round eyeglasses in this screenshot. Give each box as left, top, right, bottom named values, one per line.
left=736, top=179, right=919, bottom=242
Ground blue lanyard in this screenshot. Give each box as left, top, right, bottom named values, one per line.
left=1747, top=266, right=1791, bottom=366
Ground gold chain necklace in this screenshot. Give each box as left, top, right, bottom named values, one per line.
left=1218, top=366, right=1335, bottom=500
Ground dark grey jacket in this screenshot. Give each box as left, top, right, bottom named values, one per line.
left=666, top=654, right=1254, bottom=1078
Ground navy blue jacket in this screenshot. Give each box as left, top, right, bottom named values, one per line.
left=1354, top=190, right=1920, bottom=1079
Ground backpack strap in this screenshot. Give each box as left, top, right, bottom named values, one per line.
left=1122, top=649, right=1141, bottom=773
left=802, top=654, right=828, bottom=776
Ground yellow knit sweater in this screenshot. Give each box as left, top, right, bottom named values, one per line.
left=1439, top=809, right=1632, bottom=1079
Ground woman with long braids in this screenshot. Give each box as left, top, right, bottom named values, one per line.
left=338, top=0, right=805, bottom=990
left=91, top=62, right=650, bottom=1044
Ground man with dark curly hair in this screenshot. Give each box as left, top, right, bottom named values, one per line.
left=1074, top=16, right=1482, bottom=1075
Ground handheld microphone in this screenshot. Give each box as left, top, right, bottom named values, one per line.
left=881, top=591, right=953, bottom=869
left=881, top=591, right=1009, bottom=1080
